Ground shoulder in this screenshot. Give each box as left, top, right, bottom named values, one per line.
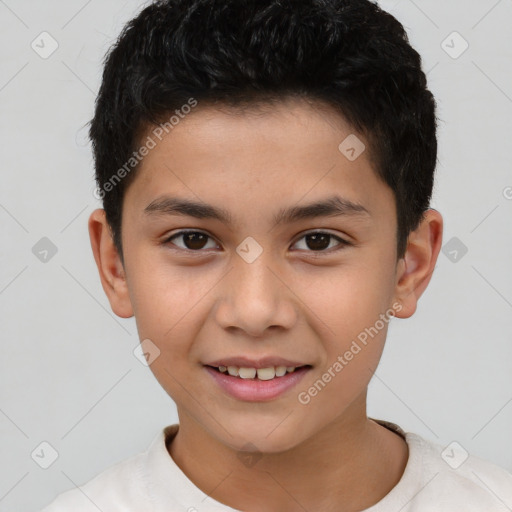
left=406, top=433, right=512, bottom=510
left=40, top=450, right=148, bottom=512
left=38, top=425, right=182, bottom=512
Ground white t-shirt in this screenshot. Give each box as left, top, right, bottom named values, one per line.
left=40, top=419, right=512, bottom=511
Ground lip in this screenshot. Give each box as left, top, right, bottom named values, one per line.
left=204, top=364, right=311, bottom=402
left=205, top=357, right=307, bottom=369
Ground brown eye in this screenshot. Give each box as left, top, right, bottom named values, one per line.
left=163, top=230, right=350, bottom=254
left=292, top=231, right=349, bottom=252
left=165, top=231, right=218, bottom=251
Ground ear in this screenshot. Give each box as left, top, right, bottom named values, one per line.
left=88, top=209, right=134, bottom=318
left=393, top=209, right=443, bottom=318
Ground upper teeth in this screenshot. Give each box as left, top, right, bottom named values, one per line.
left=218, top=365, right=298, bottom=380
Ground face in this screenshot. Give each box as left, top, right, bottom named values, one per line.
left=110, top=99, right=408, bottom=452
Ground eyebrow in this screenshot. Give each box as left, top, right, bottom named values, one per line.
left=144, top=195, right=371, bottom=226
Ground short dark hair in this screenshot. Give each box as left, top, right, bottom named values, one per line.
left=89, top=0, right=438, bottom=262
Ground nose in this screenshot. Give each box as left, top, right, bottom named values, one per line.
left=214, top=253, right=298, bottom=338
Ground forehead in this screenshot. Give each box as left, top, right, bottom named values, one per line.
left=124, top=98, right=394, bottom=227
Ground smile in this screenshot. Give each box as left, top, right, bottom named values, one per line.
left=204, top=362, right=312, bottom=402
left=213, top=365, right=305, bottom=380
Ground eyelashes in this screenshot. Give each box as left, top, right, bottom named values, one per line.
left=163, top=230, right=352, bottom=254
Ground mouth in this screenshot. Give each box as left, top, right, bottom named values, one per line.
left=203, top=359, right=312, bottom=401
left=206, top=364, right=311, bottom=381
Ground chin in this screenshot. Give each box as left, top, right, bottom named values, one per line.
left=213, top=415, right=309, bottom=455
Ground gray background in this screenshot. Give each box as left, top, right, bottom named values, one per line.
left=0, top=0, right=511, bottom=510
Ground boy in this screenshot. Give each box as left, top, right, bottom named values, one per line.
left=42, top=0, right=512, bottom=510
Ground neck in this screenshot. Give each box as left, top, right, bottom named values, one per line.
left=168, top=397, right=408, bottom=512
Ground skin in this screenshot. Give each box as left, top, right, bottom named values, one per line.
left=89, top=97, right=443, bottom=511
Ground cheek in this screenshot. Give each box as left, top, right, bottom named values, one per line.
left=126, top=258, right=225, bottom=392
left=126, top=248, right=202, bottom=330
left=307, top=262, right=394, bottom=339
left=125, top=267, right=190, bottom=369
left=297, top=260, right=395, bottom=402
left=295, top=322, right=389, bottom=427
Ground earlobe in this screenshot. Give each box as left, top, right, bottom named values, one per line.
left=393, top=209, right=443, bottom=318
left=88, top=209, right=134, bottom=318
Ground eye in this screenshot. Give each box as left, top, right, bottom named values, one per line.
left=164, top=230, right=219, bottom=251
left=164, top=230, right=350, bottom=253
left=291, top=231, right=351, bottom=253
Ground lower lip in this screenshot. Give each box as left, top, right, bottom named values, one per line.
left=204, top=366, right=310, bottom=402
